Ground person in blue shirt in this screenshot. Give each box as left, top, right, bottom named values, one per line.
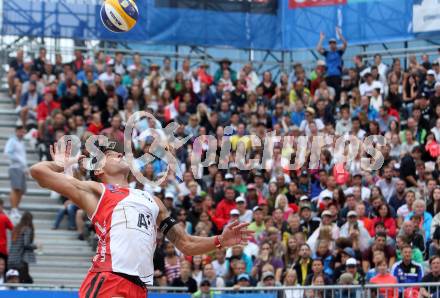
left=76, top=61, right=98, bottom=83
left=16, top=58, right=33, bottom=83
left=310, top=169, right=327, bottom=199
left=114, top=74, right=128, bottom=102
left=316, top=27, right=347, bottom=101
left=291, top=99, right=305, bottom=126
left=404, top=199, right=433, bottom=244
left=352, top=96, right=378, bottom=121
left=391, top=245, right=423, bottom=291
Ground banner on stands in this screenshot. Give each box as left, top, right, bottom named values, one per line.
left=1, top=0, right=417, bottom=50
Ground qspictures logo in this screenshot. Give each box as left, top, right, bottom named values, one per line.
left=55, top=112, right=386, bottom=189
left=155, top=0, right=278, bottom=14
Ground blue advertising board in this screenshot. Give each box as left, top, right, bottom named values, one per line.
left=0, top=0, right=418, bottom=50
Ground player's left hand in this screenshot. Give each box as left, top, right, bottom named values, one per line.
left=219, top=221, right=254, bottom=247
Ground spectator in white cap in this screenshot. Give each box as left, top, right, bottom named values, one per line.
left=260, top=271, right=279, bottom=287
left=340, top=210, right=371, bottom=251
left=235, top=196, right=252, bottom=223
left=122, top=64, right=138, bottom=88
left=307, top=210, right=339, bottom=255
left=224, top=173, right=234, bottom=186
left=248, top=206, right=265, bottom=239
left=423, top=69, right=437, bottom=98
left=5, top=269, right=19, bottom=284
left=299, top=202, right=320, bottom=238
left=229, top=209, right=240, bottom=222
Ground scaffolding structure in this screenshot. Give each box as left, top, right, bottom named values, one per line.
left=0, top=0, right=440, bottom=79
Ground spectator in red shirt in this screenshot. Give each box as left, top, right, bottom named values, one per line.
left=197, top=64, right=213, bottom=86
left=87, top=112, right=103, bottom=135
left=0, top=199, right=13, bottom=259
left=370, top=259, right=398, bottom=297
left=371, top=203, right=397, bottom=238
left=211, top=187, right=237, bottom=230
left=37, top=89, right=60, bottom=138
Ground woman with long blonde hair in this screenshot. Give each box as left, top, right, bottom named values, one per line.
left=283, top=269, right=303, bottom=298
left=275, top=194, right=294, bottom=220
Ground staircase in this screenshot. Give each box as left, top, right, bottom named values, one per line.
left=0, top=92, right=93, bottom=288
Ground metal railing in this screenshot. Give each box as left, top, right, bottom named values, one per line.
left=2, top=282, right=440, bottom=297
left=1, top=35, right=440, bottom=78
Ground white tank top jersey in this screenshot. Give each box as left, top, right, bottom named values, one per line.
left=89, top=183, right=160, bottom=286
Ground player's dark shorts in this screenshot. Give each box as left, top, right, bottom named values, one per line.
left=79, top=271, right=147, bottom=298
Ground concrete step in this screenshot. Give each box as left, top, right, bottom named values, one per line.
left=4, top=203, right=60, bottom=214
left=0, top=187, right=49, bottom=196
left=0, top=109, right=17, bottom=115
left=37, top=248, right=93, bottom=257
left=33, top=219, right=79, bottom=230
left=0, top=114, right=17, bottom=122
left=0, top=158, right=40, bottom=167
left=35, top=237, right=91, bottom=248
left=0, top=93, right=92, bottom=288
left=4, top=196, right=59, bottom=207
left=0, top=102, right=14, bottom=109
left=0, top=126, right=15, bottom=137
left=34, top=231, right=86, bottom=242
left=0, top=180, right=40, bottom=189
left=0, top=170, right=37, bottom=180
left=0, top=98, right=14, bottom=104
left=32, top=263, right=91, bottom=274
left=30, top=271, right=86, bottom=283
left=4, top=201, right=58, bottom=212
left=34, top=260, right=91, bottom=270
left=24, top=210, right=57, bottom=221
left=31, top=279, right=83, bottom=288
left=18, top=204, right=59, bottom=213
left=35, top=229, right=80, bottom=237
left=0, top=121, right=17, bottom=128
left=37, top=254, right=93, bottom=263
left=0, top=145, right=38, bottom=154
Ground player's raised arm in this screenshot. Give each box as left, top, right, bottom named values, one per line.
left=336, top=27, right=347, bottom=51
left=154, top=197, right=253, bottom=256
left=316, top=32, right=326, bottom=54
left=30, top=142, right=103, bottom=217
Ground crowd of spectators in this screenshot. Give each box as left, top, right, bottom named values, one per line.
left=4, top=32, right=440, bottom=297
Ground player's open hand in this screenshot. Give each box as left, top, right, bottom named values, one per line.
left=50, top=140, right=85, bottom=171
left=220, top=220, right=254, bottom=247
